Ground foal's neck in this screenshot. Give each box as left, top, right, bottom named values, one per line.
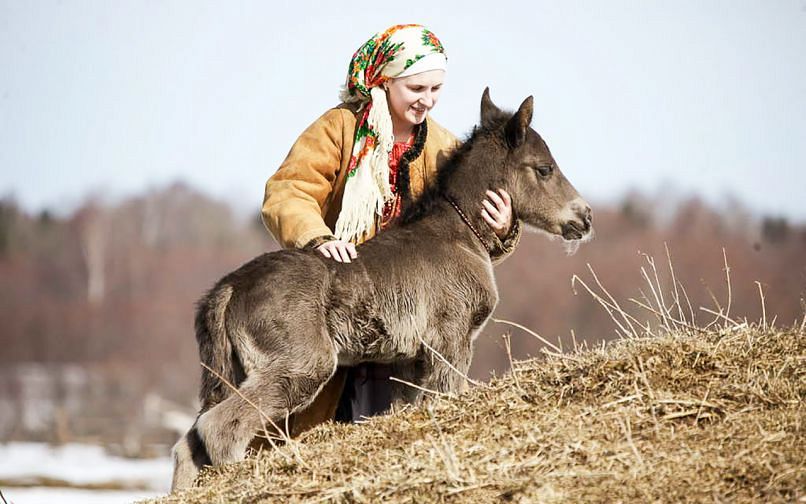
left=440, top=152, right=506, bottom=253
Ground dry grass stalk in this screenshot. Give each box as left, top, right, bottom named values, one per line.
left=570, top=273, right=646, bottom=339
left=756, top=280, right=768, bottom=330
left=699, top=306, right=742, bottom=327
left=501, top=332, right=523, bottom=393
left=491, top=317, right=562, bottom=353
left=639, top=252, right=671, bottom=331
left=388, top=377, right=451, bottom=399
left=587, top=262, right=639, bottom=337
left=627, top=297, right=706, bottom=334
left=723, top=248, right=732, bottom=323
left=663, top=243, right=686, bottom=325
left=570, top=329, right=579, bottom=352
left=677, top=279, right=697, bottom=327
left=573, top=247, right=724, bottom=338
left=800, top=299, right=806, bottom=333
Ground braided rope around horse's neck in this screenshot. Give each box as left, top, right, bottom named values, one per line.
left=443, top=195, right=491, bottom=253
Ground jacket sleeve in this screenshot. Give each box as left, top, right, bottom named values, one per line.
left=261, top=109, right=344, bottom=249
left=490, top=219, right=522, bottom=265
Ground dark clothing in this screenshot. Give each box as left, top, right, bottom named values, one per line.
left=335, top=364, right=394, bottom=421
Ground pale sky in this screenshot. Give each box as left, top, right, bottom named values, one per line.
left=1, top=1, right=804, bottom=221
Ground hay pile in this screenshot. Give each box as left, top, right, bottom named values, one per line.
left=157, top=325, right=803, bottom=503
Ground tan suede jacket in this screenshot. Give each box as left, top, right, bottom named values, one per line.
left=261, top=103, right=521, bottom=257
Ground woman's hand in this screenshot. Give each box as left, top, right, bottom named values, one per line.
left=481, top=189, right=513, bottom=239
left=317, top=240, right=358, bottom=263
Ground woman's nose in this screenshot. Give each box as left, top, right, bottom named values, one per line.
left=420, top=92, right=434, bottom=108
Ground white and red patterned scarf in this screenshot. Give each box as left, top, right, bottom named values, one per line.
left=334, top=24, right=447, bottom=243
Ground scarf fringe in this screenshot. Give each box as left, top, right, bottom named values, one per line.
left=333, top=152, right=384, bottom=242
left=334, top=87, right=395, bottom=242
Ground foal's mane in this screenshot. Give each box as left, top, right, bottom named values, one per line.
left=398, top=110, right=512, bottom=226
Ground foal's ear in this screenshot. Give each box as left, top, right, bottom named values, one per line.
left=505, top=95, right=534, bottom=148
left=480, top=87, right=500, bottom=125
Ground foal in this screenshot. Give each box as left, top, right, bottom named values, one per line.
left=171, top=89, right=592, bottom=491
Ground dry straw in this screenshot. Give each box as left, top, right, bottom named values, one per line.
left=154, top=246, right=805, bottom=503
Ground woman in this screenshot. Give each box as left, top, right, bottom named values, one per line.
left=261, top=24, right=520, bottom=433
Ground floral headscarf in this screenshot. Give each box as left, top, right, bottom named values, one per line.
left=334, top=24, right=447, bottom=243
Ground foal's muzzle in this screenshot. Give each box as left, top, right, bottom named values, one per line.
left=561, top=203, right=593, bottom=241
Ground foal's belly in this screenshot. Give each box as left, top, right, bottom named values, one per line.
left=330, top=299, right=429, bottom=366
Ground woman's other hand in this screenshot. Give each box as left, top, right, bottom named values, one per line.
left=317, top=240, right=358, bottom=263
left=481, top=189, right=513, bottom=239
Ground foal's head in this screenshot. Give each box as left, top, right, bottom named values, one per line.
left=471, top=88, right=592, bottom=243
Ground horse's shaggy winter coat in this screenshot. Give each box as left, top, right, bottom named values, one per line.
left=171, top=89, right=592, bottom=491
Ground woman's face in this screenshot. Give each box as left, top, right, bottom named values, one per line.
left=385, top=69, right=446, bottom=131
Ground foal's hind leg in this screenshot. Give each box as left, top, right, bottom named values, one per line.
left=171, top=425, right=210, bottom=492
left=195, top=352, right=336, bottom=466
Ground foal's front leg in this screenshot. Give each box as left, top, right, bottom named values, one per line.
left=388, top=359, right=421, bottom=407
left=417, top=328, right=474, bottom=397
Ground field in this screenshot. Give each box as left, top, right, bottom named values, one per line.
left=157, top=317, right=804, bottom=502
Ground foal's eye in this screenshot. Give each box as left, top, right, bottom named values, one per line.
left=535, top=164, right=554, bottom=177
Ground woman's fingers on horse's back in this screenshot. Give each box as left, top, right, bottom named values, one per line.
left=318, top=246, right=332, bottom=259
left=337, top=243, right=353, bottom=263
left=334, top=246, right=345, bottom=262
left=486, top=189, right=505, bottom=208
left=316, top=240, right=356, bottom=262
left=482, top=199, right=500, bottom=218
left=499, top=189, right=511, bottom=205
left=325, top=244, right=342, bottom=262
left=481, top=208, right=495, bottom=227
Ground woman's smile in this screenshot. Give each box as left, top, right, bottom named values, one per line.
left=410, top=104, right=428, bottom=116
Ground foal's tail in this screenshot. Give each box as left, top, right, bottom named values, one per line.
left=195, top=284, right=236, bottom=413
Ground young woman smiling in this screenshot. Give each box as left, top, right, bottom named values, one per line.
left=261, top=24, right=521, bottom=431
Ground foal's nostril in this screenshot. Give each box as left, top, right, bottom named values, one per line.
left=584, top=206, right=593, bottom=224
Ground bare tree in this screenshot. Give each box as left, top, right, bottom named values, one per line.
left=75, top=202, right=107, bottom=306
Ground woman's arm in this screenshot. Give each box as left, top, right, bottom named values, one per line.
left=261, top=109, right=345, bottom=249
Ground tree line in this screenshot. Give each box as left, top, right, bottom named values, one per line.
left=0, top=182, right=803, bottom=445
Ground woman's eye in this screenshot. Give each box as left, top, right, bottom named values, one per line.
left=535, top=164, right=554, bottom=177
